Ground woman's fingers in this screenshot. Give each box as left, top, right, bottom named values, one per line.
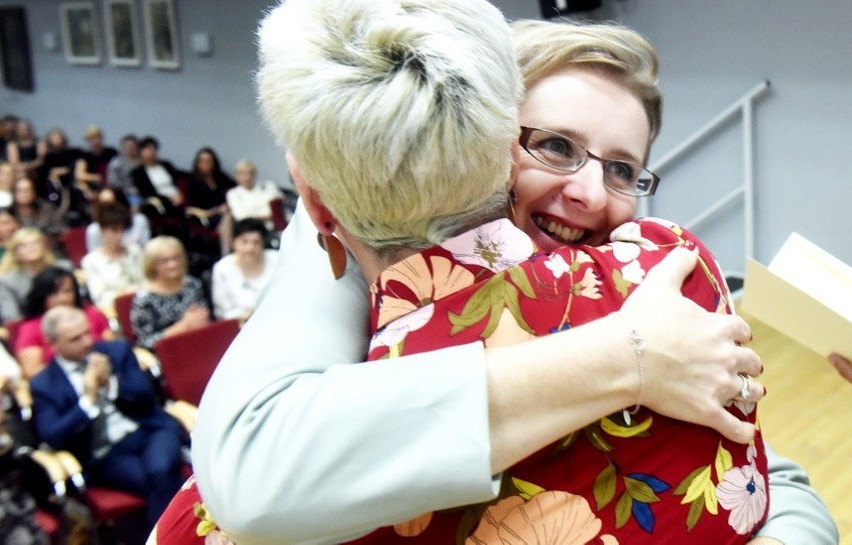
left=828, top=352, right=852, bottom=383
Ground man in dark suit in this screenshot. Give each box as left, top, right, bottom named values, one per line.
left=29, top=305, right=185, bottom=530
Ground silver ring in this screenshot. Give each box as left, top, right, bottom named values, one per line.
left=738, top=373, right=751, bottom=401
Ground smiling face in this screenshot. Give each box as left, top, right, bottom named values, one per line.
left=513, top=68, right=650, bottom=251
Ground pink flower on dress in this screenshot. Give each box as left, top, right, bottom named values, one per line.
left=544, top=253, right=570, bottom=279
left=609, top=221, right=659, bottom=251
left=466, top=492, right=618, bottom=545
left=715, top=458, right=768, bottom=535
left=441, top=220, right=534, bottom=272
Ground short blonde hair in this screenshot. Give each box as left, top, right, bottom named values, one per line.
left=234, top=160, right=256, bottom=175
left=512, top=19, right=662, bottom=143
left=142, top=236, right=187, bottom=280
left=0, top=227, right=55, bottom=275
left=257, top=0, right=522, bottom=251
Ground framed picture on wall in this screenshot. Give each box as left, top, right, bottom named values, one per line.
left=0, top=7, right=35, bottom=91
left=104, top=0, right=141, bottom=66
left=143, top=0, right=180, bottom=70
left=60, top=2, right=102, bottom=65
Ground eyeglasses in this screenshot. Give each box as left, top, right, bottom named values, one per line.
left=519, top=126, right=660, bottom=197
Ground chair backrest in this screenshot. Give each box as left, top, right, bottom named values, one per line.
left=61, top=226, right=89, bottom=269
left=113, top=291, right=137, bottom=345
left=269, top=197, right=288, bottom=232
left=154, top=319, right=241, bottom=406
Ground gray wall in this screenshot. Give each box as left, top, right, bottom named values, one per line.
left=3, top=0, right=851, bottom=273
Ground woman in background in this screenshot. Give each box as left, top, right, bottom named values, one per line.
left=186, top=147, right=235, bottom=259
left=14, top=266, right=113, bottom=378
left=0, top=228, right=66, bottom=325
left=131, top=236, right=209, bottom=352
left=10, top=177, right=65, bottom=252
left=211, top=218, right=278, bottom=321
left=85, top=187, right=151, bottom=252
left=0, top=207, right=20, bottom=261
left=225, top=160, right=283, bottom=231
left=81, top=203, right=145, bottom=317
left=5, top=119, right=42, bottom=180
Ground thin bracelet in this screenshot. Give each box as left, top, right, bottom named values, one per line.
left=615, top=311, right=646, bottom=417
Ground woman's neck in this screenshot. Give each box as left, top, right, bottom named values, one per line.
left=150, top=276, right=183, bottom=294
left=101, top=243, right=125, bottom=259
left=236, top=253, right=265, bottom=278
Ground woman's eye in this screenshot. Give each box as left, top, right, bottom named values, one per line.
left=538, top=137, right=574, bottom=158
left=606, top=161, right=637, bottom=182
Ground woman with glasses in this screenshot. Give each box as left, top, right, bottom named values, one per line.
left=180, top=9, right=834, bottom=545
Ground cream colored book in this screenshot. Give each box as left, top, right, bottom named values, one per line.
left=740, top=232, right=852, bottom=358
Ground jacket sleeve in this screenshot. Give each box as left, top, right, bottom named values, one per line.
left=31, top=372, right=93, bottom=451
left=192, top=201, right=497, bottom=545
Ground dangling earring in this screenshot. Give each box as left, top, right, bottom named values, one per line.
left=507, top=190, right=518, bottom=225
left=316, top=232, right=347, bottom=280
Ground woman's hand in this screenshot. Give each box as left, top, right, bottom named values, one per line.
left=620, top=247, right=764, bottom=444
left=827, top=352, right=852, bottom=383
left=181, top=304, right=211, bottom=331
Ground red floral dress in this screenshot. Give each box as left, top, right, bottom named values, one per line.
left=351, top=217, right=767, bottom=544
left=149, top=217, right=768, bottom=545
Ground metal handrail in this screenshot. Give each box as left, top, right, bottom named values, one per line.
left=640, top=80, right=771, bottom=261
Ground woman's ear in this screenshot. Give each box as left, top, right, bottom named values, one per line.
left=287, top=153, right=337, bottom=236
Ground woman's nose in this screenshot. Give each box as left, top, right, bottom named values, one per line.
left=559, top=160, right=608, bottom=212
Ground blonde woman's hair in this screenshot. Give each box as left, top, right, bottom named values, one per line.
left=0, top=227, right=55, bottom=275
left=141, top=235, right=186, bottom=280
left=234, top=160, right=256, bottom=175
left=512, top=19, right=662, bottom=143
left=257, top=0, right=522, bottom=252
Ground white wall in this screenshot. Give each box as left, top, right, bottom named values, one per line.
left=4, top=0, right=852, bottom=272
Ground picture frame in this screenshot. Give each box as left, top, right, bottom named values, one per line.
left=59, top=2, right=102, bottom=65
left=143, top=0, right=180, bottom=70
left=0, top=7, right=35, bottom=91
left=104, top=0, right=141, bottom=67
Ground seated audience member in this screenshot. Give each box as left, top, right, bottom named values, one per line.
left=0, top=207, right=20, bottom=261
left=30, top=305, right=185, bottom=531
left=225, top=160, right=283, bottom=230
left=82, top=203, right=145, bottom=317
left=0, top=115, right=17, bottom=163
left=74, top=125, right=118, bottom=195
left=15, top=266, right=114, bottom=378
left=85, top=187, right=151, bottom=252
left=0, top=162, right=14, bottom=207
left=211, top=218, right=278, bottom=321
left=6, top=119, right=42, bottom=180
left=131, top=236, right=209, bottom=352
left=10, top=177, right=65, bottom=252
left=106, top=134, right=142, bottom=207
left=0, top=228, right=67, bottom=325
left=186, top=147, right=236, bottom=259
left=37, top=128, right=89, bottom=227
left=131, top=137, right=186, bottom=238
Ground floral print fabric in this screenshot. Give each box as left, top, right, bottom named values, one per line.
left=356, top=218, right=767, bottom=544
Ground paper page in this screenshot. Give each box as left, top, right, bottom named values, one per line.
left=741, top=233, right=852, bottom=358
